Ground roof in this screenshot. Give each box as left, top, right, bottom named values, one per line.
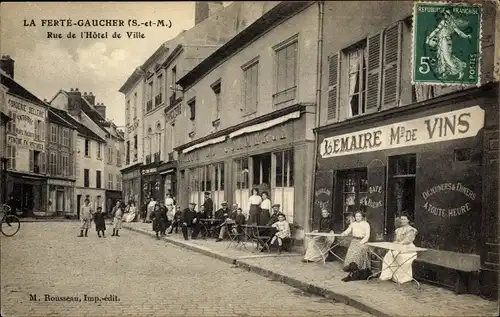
left=1, top=72, right=47, bottom=107
left=50, top=107, right=105, bottom=142
left=118, top=67, right=145, bottom=94
left=47, top=108, right=77, bottom=129
left=177, top=1, right=313, bottom=88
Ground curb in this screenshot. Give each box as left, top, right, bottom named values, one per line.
left=19, top=219, right=79, bottom=223
left=123, top=225, right=390, bottom=317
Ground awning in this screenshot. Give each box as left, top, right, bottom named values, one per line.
left=182, top=135, right=227, bottom=154
left=160, top=169, right=175, bottom=175
left=229, top=111, right=301, bottom=139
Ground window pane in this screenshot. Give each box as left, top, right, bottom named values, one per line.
left=214, top=164, right=219, bottom=191
left=286, top=43, right=297, bottom=89
left=287, top=149, right=294, bottom=187
left=242, top=158, right=249, bottom=189
left=235, top=160, right=241, bottom=190
left=275, top=152, right=283, bottom=187
left=220, top=163, right=225, bottom=190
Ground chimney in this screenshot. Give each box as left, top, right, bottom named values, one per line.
left=83, top=91, right=95, bottom=106
left=195, top=1, right=223, bottom=25
left=0, top=55, right=15, bottom=79
left=67, top=88, right=82, bottom=115
left=95, top=102, right=106, bottom=119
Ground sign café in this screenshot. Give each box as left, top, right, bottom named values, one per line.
left=6, top=97, right=46, bottom=152
left=319, top=106, right=484, bottom=158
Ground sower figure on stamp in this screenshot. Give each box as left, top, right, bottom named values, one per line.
left=78, top=198, right=93, bottom=237
left=94, top=206, right=106, bottom=238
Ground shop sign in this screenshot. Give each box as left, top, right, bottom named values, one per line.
left=166, top=104, right=181, bottom=121
left=224, top=124, right=288, bottom=153
left=126, top=119, right=139, bottom=134
left=142, top=167, right=157, bottom=175
left=422, top=182, right=477, bottom=217
left=7, top=96, right=46, bottom=152
left=320, top=106, right=484, bottom=158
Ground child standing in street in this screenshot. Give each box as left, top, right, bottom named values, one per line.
left=112, top=202, right=123, bottom=237
left=270, top=213, right=291, bottom=254
left=94, top=207, right=106, bottom=238
left=78, top=198, right=93, bottom=237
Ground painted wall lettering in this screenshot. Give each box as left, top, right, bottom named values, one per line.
left=7, top=97, right=46, bottom=152
left=126, top=120, right=139, bottom=133
left=320, top=106, right=484, bottom=158
left=422, top=182, right=476, bottom=217
left=166, top=104, right=181, bottom=121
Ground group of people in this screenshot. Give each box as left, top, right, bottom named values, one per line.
left=78, top=199, right=126, bottom=238
left=302, top=209, right=419, bottom=284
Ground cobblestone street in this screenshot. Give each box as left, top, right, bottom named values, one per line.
left=1, top=222, right=371, bottom=317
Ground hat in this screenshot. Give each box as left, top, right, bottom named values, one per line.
left=272, top=204, right=280, bottom=208
left=189, top=202, right=197, bottom=206
left=204, top=191, right=210, bottom=196
left=221, top=201, right=228, bottom=206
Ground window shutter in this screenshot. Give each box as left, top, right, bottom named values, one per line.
left=327, top=54, right=340, bottom=120
left=40, top=122, right=45, bottom=142
left=382, top=22, right=402, bottom=109
left=366, top=33, right=383, bottom=112
left=40, top=152, right=46, bottom=174
left=29, top=150, right=34, bottom=172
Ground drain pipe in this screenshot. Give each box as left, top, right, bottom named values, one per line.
left=307, top=0, right=324, bottom=234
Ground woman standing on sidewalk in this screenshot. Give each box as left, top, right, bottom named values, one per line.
left=248, top=188, right=262, bottom=225
left=340, top=211, right=371, bottom=282
left=112, top=202, right=124, bottom=237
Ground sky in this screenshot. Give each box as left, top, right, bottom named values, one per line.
left=1, top=2, right=225, bottom=127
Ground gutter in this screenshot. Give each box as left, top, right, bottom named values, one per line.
left=308, top=1, right=324, bottom=233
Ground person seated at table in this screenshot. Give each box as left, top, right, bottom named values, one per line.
left=266, top=204, right=281, bottom=226
left=340, top=211, right=372, bottom=282
left=259, top=191, right=272, bottom=226
left=181, top=202, right=197, bottom=241
left=248, top=188, right=262, bottom=225
left=191, top=205, right=205, bottom=239
left=269, top=213, right=291, bottom=254
left=215, top=202, right=231, bottom=242
left=203, top=192, right=214, bottom=219
left=379, top=213, right=418, bottom=284
left=302, top=208, right=335, bottom=263
left=229, top=203, right=239, bottom=220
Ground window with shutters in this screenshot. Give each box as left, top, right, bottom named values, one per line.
left=108, top=173, right=113, bottom=189
left=188, top=98, right=196, bottom=121
left=56, top=152, right=62, bottom=175
left=126, top=99, right=130, bottom=125
left=40, top=152, right=46, bottom=174
left=6, top=111, right=17, bottom=135
left=116, top=174, right=121, bottom=190
left=49, top=152, right=57, bottom=175
left=6, top=146, right=16, bottom=170
left=381, top=23, right=402, bottom=108
left=242, top=60, right=258, bottom=115
left=84, top=169, right=90, bottom=187
left=85, top=139, right=90, bottom=157
left=96, top=170, right=102, bottom=189
left=273, top=38, right=298, bottom=106
left=327, top=54, right=340, bottom=121
left=62, top=128, right=70, bottom=146
left=51, top=125, right=58, bottom=143
left=346, top=43, right=367, bottom=117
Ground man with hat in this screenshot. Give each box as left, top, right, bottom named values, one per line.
left=180, top=202, right=197, bottom=240
left=215, top=201, right=230, bottom=242
left=203, top=192, right=214, bottom=219
left=267, top=204, right=281, bottom=226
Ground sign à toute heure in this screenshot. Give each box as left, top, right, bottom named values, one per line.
left=319, top=106, right=484, bottom=158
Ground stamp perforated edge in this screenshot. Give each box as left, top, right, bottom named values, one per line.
left=410, top=0, right=483, bottom=87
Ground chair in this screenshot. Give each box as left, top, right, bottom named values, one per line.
left=226, top=225, right=247, bottom=249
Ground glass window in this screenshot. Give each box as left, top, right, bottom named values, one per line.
left=347, top=43, right=367, bottom=117
left=339, top=169, right=368, bottom=230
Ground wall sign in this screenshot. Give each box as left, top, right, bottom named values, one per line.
left=422, top=182, right=477, bottom=217
left=142, top=167, right=157, bottom=175
left=320, top=106, right=484, bottom=158
left=166, top=104, right=181, bottom=121
left=126, top=119, right=139, bottom=134
left=224, top=124, right=288, bottom=153
left=7, top=97, right=46, bottom=152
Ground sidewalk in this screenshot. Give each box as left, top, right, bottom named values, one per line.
left=123, top=222, right=498, bottom=317
left=18, top=217, right=78, bottom=223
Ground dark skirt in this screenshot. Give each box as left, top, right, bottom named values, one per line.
left=259, top=209, right=271, bottom=226
left=152, top=218, right=165, bottom=232
left=249, top=204, right=261, bottom=225
left=95, top=222, right=106, bottom=231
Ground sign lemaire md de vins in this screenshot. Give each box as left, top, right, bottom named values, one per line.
left=320, top=106, right=484, bottom=158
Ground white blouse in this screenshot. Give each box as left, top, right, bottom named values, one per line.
left=342, top=221, right=371, bottom=243
left=260, top=198, right=271, bottom=210
left=164, top=197, right=174, bottom=206
left=248, top=195, right=262, bottom=206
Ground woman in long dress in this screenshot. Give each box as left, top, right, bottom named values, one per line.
left=123, top=201, right=137, bottom=223
left=112, top=203, right=123, bottom=237
left=340, top=211, right=371, bottom=282
left=425, top=8, right=471, bottom=80
left=303, top=209, right=335, bottom=263
left=259, top=191, right=271, bottom=226
left=248, top=188, right=262, bottom=225
left=379, top=214, right=418, bottom=284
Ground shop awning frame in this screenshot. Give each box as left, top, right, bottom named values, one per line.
left=229, top=111, right=301, bottom=139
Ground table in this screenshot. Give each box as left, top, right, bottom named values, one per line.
left=305, top=232, right=345, bottom=264
left=366, top=242, right=428, bottom=288
left=241, top=224, right=276, bottom=252
left=198, top=218, right=224, bottom=238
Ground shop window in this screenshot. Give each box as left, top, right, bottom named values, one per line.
left=214, top=162, right=225, bottom=191
left=84, top=169, right=90, bottom=187
left=234, top=157, right=250, bottom=212
left=253, top=153, right=271, bottom=189
left=387, top=154, right=416, bottom=240
left=454, top=148, right=471, bottom=162
left=273, top=149, right=295, bottom=222
left=338, top=169, right=368, bottom=230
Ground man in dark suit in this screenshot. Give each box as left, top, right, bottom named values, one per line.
left=215, top=202, right=230, bottom=242
left=266, top=204, right=281, bottom=226
left=181, top=202, right=197, bottom=240
left=203, top=192, right=214, bottom=219
left=191, top=205, right=205, bottom=239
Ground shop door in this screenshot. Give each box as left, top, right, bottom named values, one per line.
left=22, top=184, right=34, bottom=214
left=77, top=195, right=82, bottom=218
left=272, top=150, right=294, bottom=222
left=337, top=169, right=368, bottom=231
left=234, top=158, right=250, bottom=213
left=56, top=190, right=65, bottom=216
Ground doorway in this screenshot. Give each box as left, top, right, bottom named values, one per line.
left=56, top=190, right=65, bottom=216
left=22, top=184, right=34, bottom=215
left=252, top=153, right=271, bottom=190
left=77, top=195, right=82, bottom=218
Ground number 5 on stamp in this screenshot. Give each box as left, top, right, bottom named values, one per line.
left=412, top=2, right=482, bottom=86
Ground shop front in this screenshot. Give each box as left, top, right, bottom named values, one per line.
left=121, top=162, right=142, bottom=206
left=141, top=162, right=163, bottom=204
left=5, top=171, right=47, bottom=216
left=177, top=106, right=315, bottom=233
left=314, top=87, right=498, bottom=296
left=158, top=161, right=177, bottom=204
left=47, top=178, right=75, bottom=217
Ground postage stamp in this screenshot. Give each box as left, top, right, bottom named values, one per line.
left=412, top=1, right=483, bottom=86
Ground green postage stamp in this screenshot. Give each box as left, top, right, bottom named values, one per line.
left=412, top=1, right=482, bottom=86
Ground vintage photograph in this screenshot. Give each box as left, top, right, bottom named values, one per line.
left=0, top=1, right=499, bottom=316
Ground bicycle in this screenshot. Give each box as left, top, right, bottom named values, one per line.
left=0, top=204, right=21, bottom=237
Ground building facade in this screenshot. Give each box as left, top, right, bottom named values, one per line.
left=0, top=81, right=11, bottom=204
left=1, top=58, right=48, bottom=216
left=103, top=118, right=125, bottom=214
left=313, top=1, right=498, bottom=297
left=175, top=2, right=319, bottom=238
